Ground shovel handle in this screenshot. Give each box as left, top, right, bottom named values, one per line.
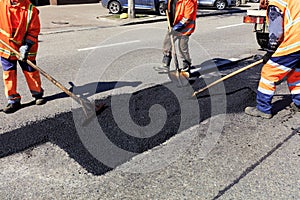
left=165, top=11, right=180, bottom=71
left=192, top=59, right=263, bottom=97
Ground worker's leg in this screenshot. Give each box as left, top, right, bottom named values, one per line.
left=19, top=60, right=45, bottom=105
left=178, top=35, right=192, bottom=72
left=155, top=31, right=173, bottom=72
left=1, top=57, right=21, bottom=103
left=257, top=53, right=300, bottom=114
left=162, top=32, right=172, bottom=68
left=286, top=68, right=300, bottom=108
left=1, top=57, right=22, bottom=113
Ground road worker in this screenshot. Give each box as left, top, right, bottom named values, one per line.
left=0, top=0, right=45, bottom=114
left=245, top=0, right=300, bottom=118
left=155, top=0, right=197, bottom=73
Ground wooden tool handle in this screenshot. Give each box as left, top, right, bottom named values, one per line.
left=192, top=59, right=263, bottom=97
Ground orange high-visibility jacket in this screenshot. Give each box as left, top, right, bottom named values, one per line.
left=0, top=0, right=40, bottom=60
left=268, top=0, right=300, bottom=57
left=168, top=0, right=197, bottom=35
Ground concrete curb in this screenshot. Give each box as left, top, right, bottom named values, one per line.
left=117, top=9, right=246, bottom=26
left=40, top=9, right=247, bottom=35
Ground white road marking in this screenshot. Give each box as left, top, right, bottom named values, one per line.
left=77, top=40, right=141, bottom=51
left=216, top=23, right=245, bottom=30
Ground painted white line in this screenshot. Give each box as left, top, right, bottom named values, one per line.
left=216, top=23, right=245, bottom=30
left=78, top=40, right=141, bottom=51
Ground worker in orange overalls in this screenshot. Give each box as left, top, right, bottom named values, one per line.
left=155, top=0, right=197, bottom=73
left=0, top=0, right=45, bottom=114
left=245, top=0, right=300, bottom=118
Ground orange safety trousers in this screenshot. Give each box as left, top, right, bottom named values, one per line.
left=256, top=51, right=300, bottom=114
left=1, top=57, right=43, bottom=103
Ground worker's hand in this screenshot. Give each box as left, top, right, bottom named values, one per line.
left=19, top=39, right=34, bottom=62
left=262, top=51, right=273, bottom=64
left=19, top=44, right=30, bottom=62
left=162, top=2, right=168, bottom=11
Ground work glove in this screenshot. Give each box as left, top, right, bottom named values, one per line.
left=162, top=2, right=168, bottom=11
left=172, top=21, right=185, bottom=32
left=19, top=39, right=34, bottom=62
left=262, top=51, right=273, bottom=64
left=162, top=0, right=168, bottom=11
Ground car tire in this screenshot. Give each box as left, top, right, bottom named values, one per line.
left=235, top=0, right=241, bottom=7
left=215, top=0, right=226, bottom=10
left=158, top=2, right=166, bottom=16
left=108, top=0, right=121, bottom=14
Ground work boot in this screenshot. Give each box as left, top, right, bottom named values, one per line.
left=290, top=102, right=300, bottom=112
left=154, top=55, right=171, bottom=72
left=244, top=106, right=272, bottom=119
left=3, top=102, right=22, bottom=114
left=35, top=97, right=46, bottom=105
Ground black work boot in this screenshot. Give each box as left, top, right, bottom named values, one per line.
left=182, top=60, right=191, bottom=72
left=3, top=102, right=22, bottom=114
left=154, top=55, right=171, bottom=72
left=34, top=90, right=46, bottom=105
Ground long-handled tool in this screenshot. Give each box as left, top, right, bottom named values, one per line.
left=165, top=11, right=189, bottom=87
left=192, top=59, right=263, bottom=97
left=0, top=39, right=105, bottom=125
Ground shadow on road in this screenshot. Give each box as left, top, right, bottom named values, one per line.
left=18, top=81, right=142, bottom=111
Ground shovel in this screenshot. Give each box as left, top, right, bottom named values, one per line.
left=0, top=39, right=105, bottom=125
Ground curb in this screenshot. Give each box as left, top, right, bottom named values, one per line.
left=120, top=9, right=246, bottom=26
left=40, top=9, right=247, bottom=35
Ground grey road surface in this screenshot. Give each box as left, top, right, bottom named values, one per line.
left=0, top=6, right=299, bottom=200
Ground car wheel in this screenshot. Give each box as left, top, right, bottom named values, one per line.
left=235, top=0, right=241, bottom=7
left=108, top=0, right=121, bottom=14
left=158, top=2, right=166, bottom=16
left=215, top=0, right=226, bottom=10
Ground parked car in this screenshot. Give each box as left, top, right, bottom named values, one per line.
left=198, top=0, right=248, bottom=10
left=101, top=0, right=166, bottom=15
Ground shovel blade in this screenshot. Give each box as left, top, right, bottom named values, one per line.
left=168, top=70, right=190, bottom=87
